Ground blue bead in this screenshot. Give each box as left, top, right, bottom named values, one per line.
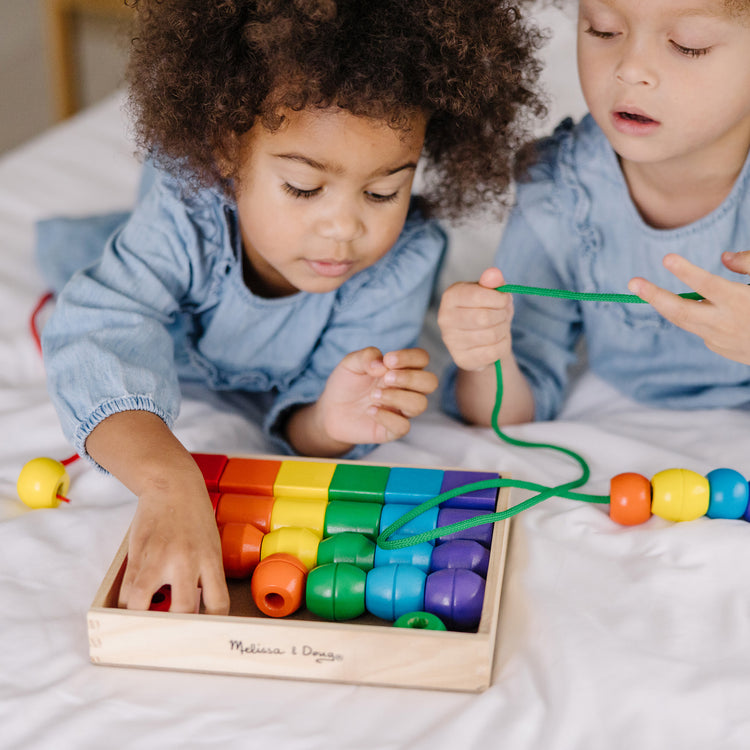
left=383, top=467, right=444, bottom=504
left=706, top=468, right=749, bottom=519
left=374, top=541, right=433, bottom=572
left=379, top=503, right=439, bottom=544
left=365, top=564, right=426, bottom=621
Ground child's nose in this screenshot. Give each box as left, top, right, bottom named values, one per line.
left=316, top=202, right=365, bottom=242
left=615, top=39, right=657, bottom=87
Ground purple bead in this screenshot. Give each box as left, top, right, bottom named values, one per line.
left=424, top=568, right=485, bottom=631
left=429, top=539, right=490, bottom=577
left=436, top=508, right=493, bottom=547
left=439, top=470, right=499, bottom=510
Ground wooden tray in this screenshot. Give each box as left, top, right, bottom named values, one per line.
left=88, top=455, right=511, bottom=692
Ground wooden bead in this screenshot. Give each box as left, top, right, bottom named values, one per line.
left=609, top=472, right=652, bottom=526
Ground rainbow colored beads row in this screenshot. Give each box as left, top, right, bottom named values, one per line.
left=187, top=453, right=500, bottom=631
left=610, top=467, right=750, bottom=525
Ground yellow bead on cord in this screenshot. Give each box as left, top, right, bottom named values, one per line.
left=17, top=457, right=70, bottom=509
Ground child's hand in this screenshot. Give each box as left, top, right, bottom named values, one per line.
left=85, top=410, right=230, bottom=616
left=438, top=267, right=513, bottom=371
left=119, top=481, right=230, bottom=615
left=287, top=347, right=438, bottom=454
left=628, top=252, right=750, bottom=366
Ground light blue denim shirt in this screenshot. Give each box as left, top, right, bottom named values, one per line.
left=38, top=163, right=446, bottom=462
left=444, top=115, right=750, bottom=421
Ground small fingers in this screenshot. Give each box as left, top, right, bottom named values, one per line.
left=372, top=387, right=429, bottom=419
left=200, top=566, right=231, bottom=616
left=381, top=367, right=438, bottom=395
left=366, top=406, right=411, bottom=442
left=722, top=250, right=750, bottom=276
left=381, top=347, right=430, bottom=371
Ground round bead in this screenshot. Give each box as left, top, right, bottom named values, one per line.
left=651, top=468, right=710, bottom=522
left=316, top=532, right=375, bottom=571
left=706, top=468, right=749, bottom=519
left=365, top=564, right=426, bottom=622
left=424, top=568, right=485, bottom=631
left=393, top=611, right=447, bottom=631
left=17, top=457, right=70, bottom=509
left=220, top=522, right=263, bottom=578
left=609, top=472, right=652, bottom=526
left=429, top=539, right=490, bottom=577
left=260, top=527, right=319, bottom=571
left=250, top=553, right=308, bottom=618
left=306, top=563, right=366, bottom=621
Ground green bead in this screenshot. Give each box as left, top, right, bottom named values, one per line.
left=328, top=463, right=390, bottom=503
left=316, top=532, right=376, bottom=570
left=306, top=563, right=366, bottom=621
left=324, top=500, right=382, bottom=539
left=393, top=611, right=447, bottom=631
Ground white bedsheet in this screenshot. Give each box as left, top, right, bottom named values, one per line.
left=2, top=7, right=750, bottom=749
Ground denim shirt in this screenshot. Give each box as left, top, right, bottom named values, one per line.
left=38, top=164, right=446, bottom=462
left=444, top=115, right=750, bottom=421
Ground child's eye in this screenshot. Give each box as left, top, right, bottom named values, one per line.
left=282, top=183, right=321, bottom=199
left=365, top=190, right=399, bottom=204
left=671, top=41, right=711, bottom=58
left=584, top=25, right=618, bottom=40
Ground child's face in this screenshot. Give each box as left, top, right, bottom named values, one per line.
left=577, top=0, right=750, bottom=170
left=233, top=107, right=426, bottom=297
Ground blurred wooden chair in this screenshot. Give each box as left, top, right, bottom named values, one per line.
left=45, top=0, right=132, bottom=120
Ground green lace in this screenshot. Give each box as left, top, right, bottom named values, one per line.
left=375, top=282, right=695, bottom=549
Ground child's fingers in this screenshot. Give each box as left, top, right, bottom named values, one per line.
left=367, top=406, right=411, bottom=442
left=382, top=347, right=430, bottom=370
left=200, top=566, right=231, bottom=615
left=381, top=367, right=438, bottom=395
left=722, top=250, right=750, bottom=276
left=441, top=281, right=511, bottom=314
left=373, top=387, right=429, bottom=418
left=169, top=581, right=203, bottom=614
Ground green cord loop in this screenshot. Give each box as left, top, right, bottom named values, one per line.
left=377, top=281, right=698, bottom=550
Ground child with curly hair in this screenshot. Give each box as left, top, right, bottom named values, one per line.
left=38, top=0, right=546, bottom=613
left=439, top=0, right=750, bottom=427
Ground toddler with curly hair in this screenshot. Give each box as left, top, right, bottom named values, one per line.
left=38, top=0, right=546, bottom=613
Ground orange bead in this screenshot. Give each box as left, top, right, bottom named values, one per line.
left=609, top=472, right=652, bottom=526
left=250, top=553, right=308, bottom=618
left=216, top=493, right=275, bottom=533
left=220, top=522, right=264, bottom=578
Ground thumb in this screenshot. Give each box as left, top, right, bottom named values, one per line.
left=478, top=267, right=506, bottom=290
left=341, top=346, right=384, bottom=375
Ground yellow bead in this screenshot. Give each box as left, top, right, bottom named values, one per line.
left=651, top=468, right=709, bottom=522
left=269, top=497, right=328, bottom=538
left=260, top=527, right=320, bottom=571
left=17, top=457, right=70, bottom=509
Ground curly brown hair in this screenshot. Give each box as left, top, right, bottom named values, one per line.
left=125, top=0, right=547, bottom=219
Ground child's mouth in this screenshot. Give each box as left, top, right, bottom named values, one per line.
left=618, top=111, right=656, bottom=124
left=612, top=109, right=660, bottom=135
